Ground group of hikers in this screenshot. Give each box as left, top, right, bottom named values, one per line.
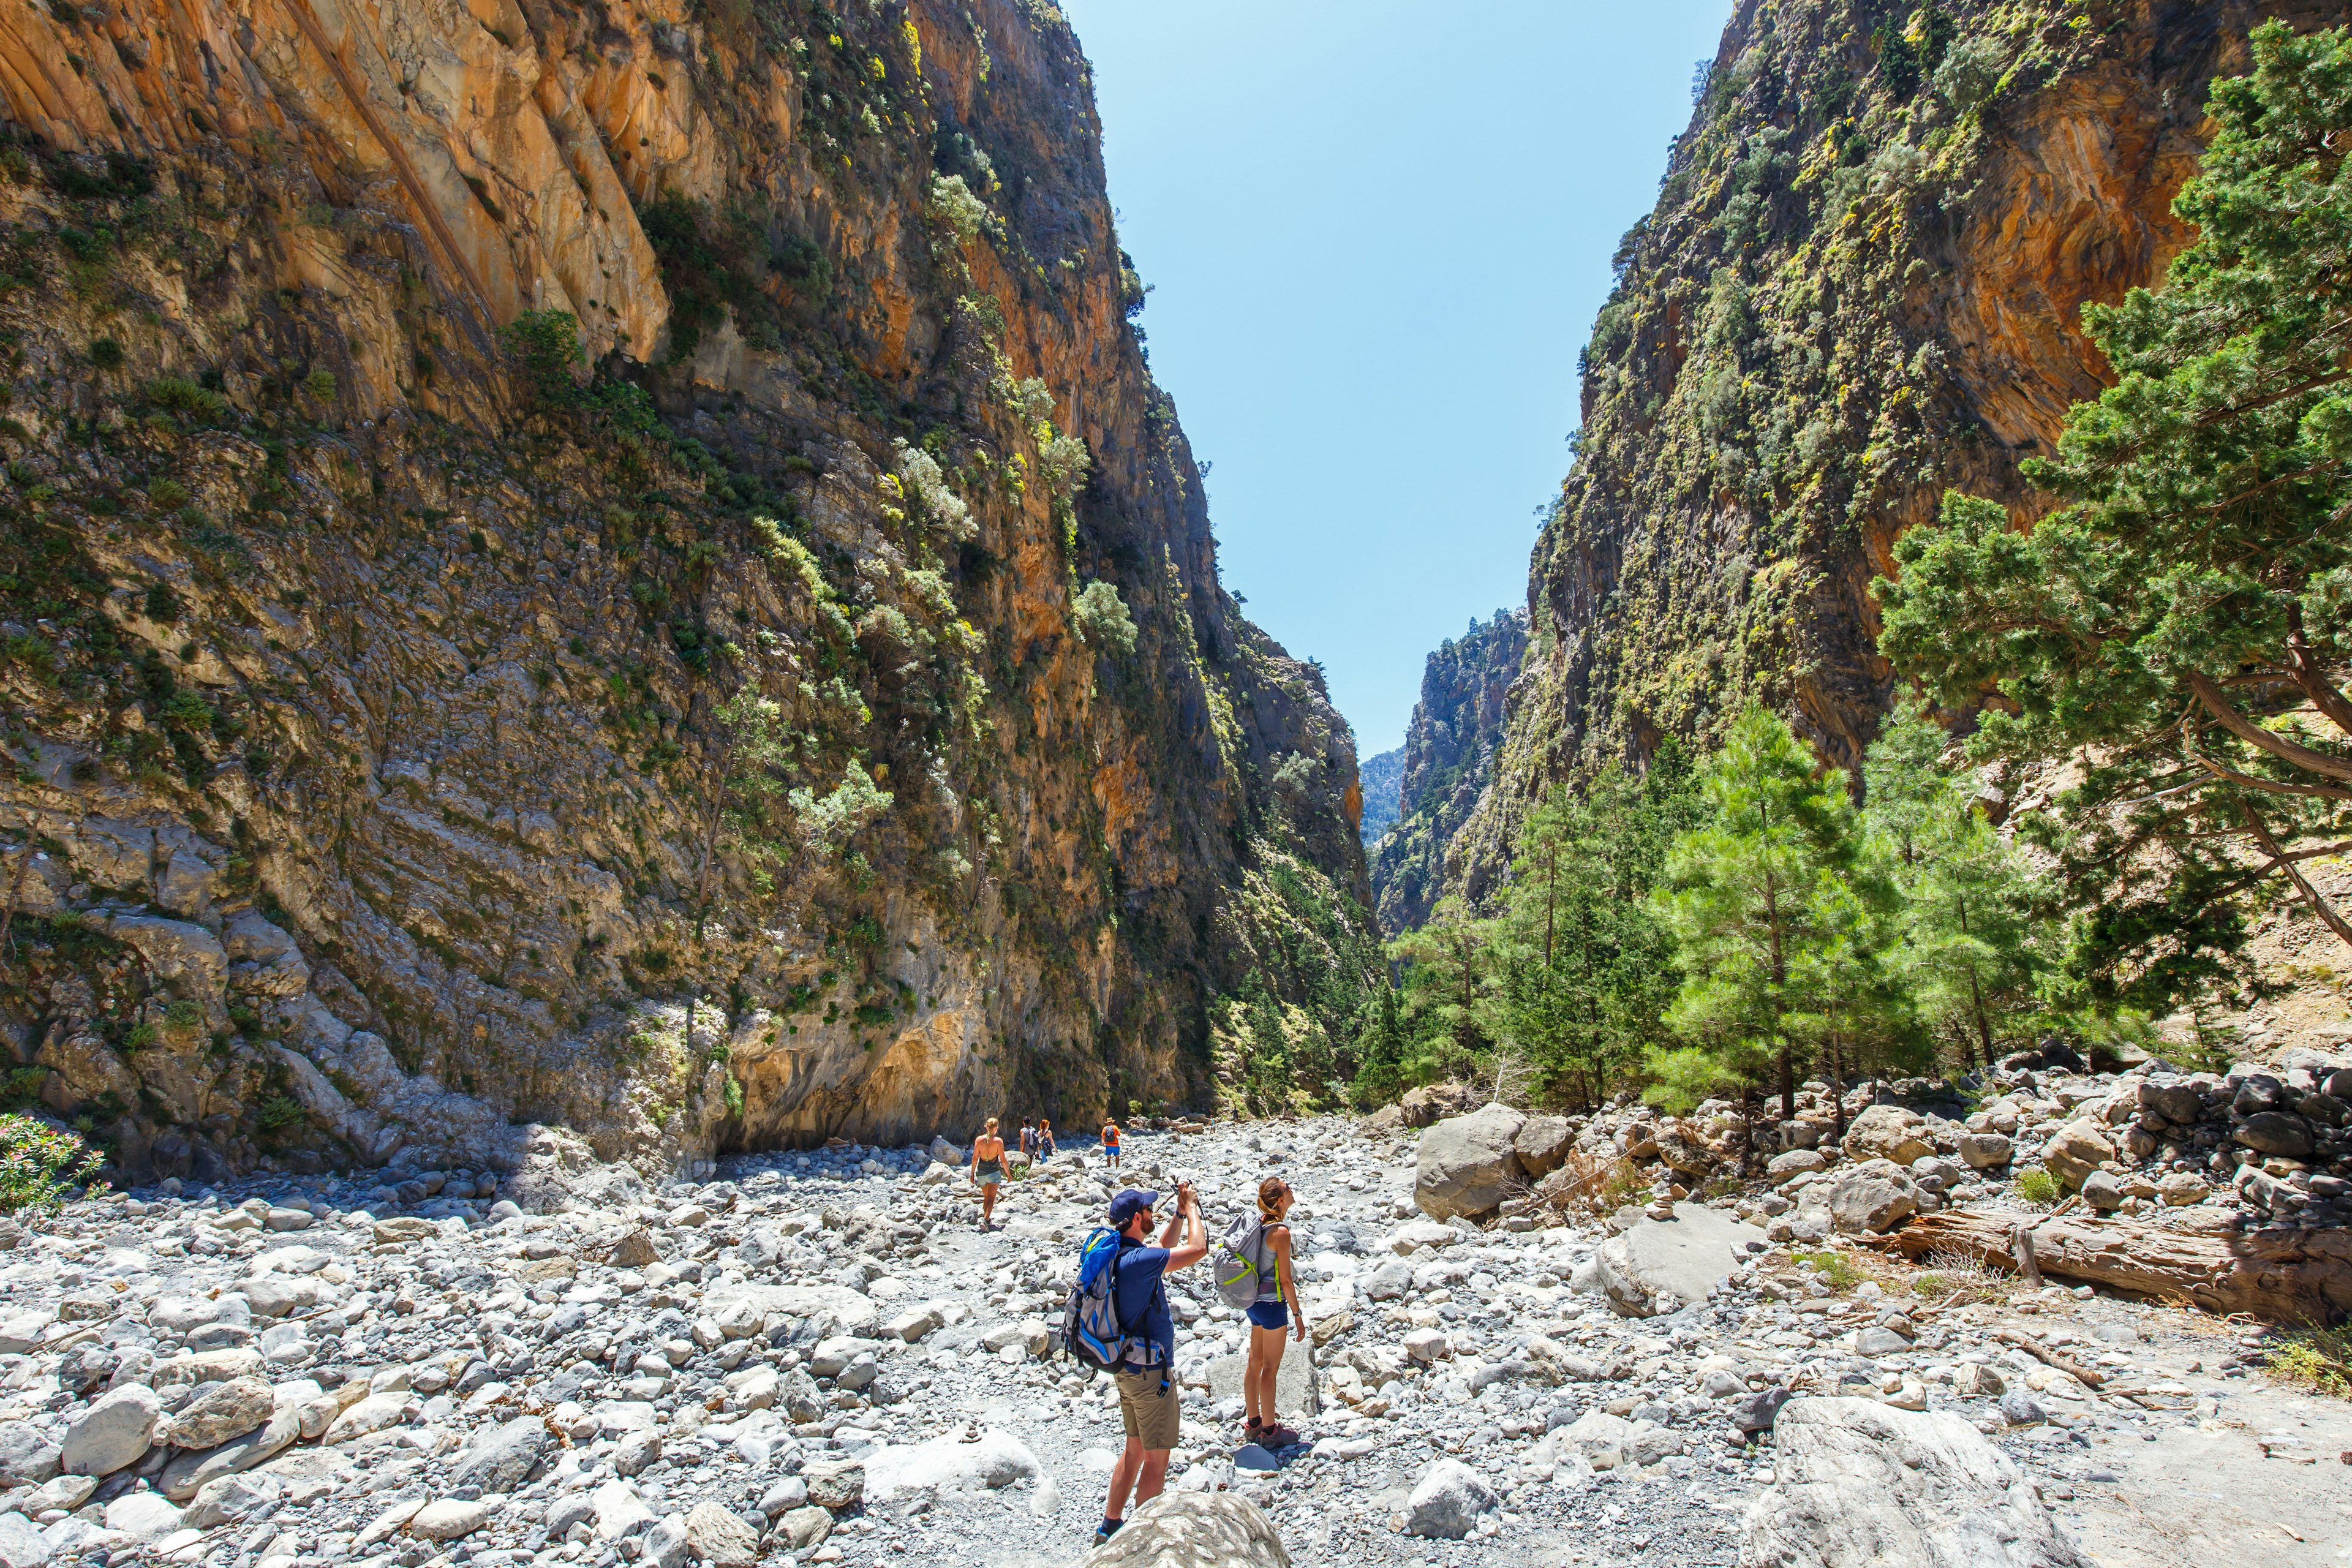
left=960, top=1111, right=1302, bottom=1548
left=963, top=1114, right=1122, bottom=1231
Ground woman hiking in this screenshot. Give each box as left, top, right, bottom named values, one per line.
left=968, top=1117, right=1010, bottom=1231
left=1241, top=1175, right=1308, bottom=1449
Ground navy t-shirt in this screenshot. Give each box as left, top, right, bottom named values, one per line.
left=1113, top=1237, right=1175, bottom=1368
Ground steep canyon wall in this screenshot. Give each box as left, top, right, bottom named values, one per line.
left=1447, top=0, right=2340, bottom=908
left=0, top=0, right=1371, bottom=1185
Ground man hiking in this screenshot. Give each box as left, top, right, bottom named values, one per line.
left=968, top=1117, right=1009, bottom=1231
left=1101, top=1118, right=1122, bottom=1171
left=1096, top=1182, right=1206, bottom=1547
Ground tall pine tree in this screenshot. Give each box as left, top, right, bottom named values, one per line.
left=1656, top=707, right=1875, bottom=1120
left=1483, top=748, right=1702, bottom=1109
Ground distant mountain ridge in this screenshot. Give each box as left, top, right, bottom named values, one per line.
left=1357, top=747, right=1404, bottom=846
left=1368, top=609, right=1528, bottom=933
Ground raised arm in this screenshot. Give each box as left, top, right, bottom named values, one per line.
left=1161, top=1183, right=1209, bottom=1270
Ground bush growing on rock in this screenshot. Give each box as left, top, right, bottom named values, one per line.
left=0, top=1115, right=101, bottom=1215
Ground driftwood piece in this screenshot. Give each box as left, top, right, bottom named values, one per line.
left=1862, top=1207, right=2352, bottom=1322
left=1993, top=1328, right=2106, bottom=1388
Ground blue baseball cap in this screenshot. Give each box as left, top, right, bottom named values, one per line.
left=1107, top=1188, right=1159, bottom=1228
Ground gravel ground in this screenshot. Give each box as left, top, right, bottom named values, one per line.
left=0, top=1115, right=2332, bottom=1568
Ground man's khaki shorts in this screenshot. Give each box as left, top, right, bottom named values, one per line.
left=1114, top=1368, right=1180, bottom=1450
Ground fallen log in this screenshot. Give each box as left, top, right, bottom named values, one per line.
left=1860, top=1207, right=2352, bottom=1323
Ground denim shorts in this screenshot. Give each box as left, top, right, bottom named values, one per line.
left=1245, top=1299, right=1289, bottom=1330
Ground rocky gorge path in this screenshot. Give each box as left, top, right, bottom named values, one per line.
left=0, top=1117, right=2338, bottom=1568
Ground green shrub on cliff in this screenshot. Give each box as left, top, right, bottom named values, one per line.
left=1071, top=580, right=1136, bottom=655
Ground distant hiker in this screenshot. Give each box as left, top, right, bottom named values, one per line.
left=1102, top=1119, right=1122, bottom=1170
left=1235, top=1175, right=1306, bottom=1447
left=1038, top=1118, right=1058, bottom=1160
left=969, top=1117, right=1009, bottom=1231
left=1019, top=1117, right=1038, bottom=1162
left=1090, top=1183, right=1207, bottom=1547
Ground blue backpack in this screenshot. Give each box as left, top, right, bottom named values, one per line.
left=1060, top=1228, right=1166, bottom=1378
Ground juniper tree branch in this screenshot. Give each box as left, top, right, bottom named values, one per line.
left=2187, top=670, right=2352, bottom=783
left=2236, top=800, right=2352, bottom=952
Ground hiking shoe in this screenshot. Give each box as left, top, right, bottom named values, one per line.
left=1093, top=1520, right=1124, bottom=1547
left=1259, top=1422, right=1301, bottom=1448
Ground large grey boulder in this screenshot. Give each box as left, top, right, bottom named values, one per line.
left=1586, top=1202, right=1767, bottom=1316
left=451, top=1415, right=551, bottom=1492
left=1402, top=1457, right=1497, bottom=1539
left=1090, top=1491, right=1288, bottom=1567
left=1800, top=1160, right=1918, bottom=1234
left=1738, top=1396, right=2093, bottom=1568
left=1512, top=1115, right=1574, bottom=1178
left=862, top=1430, right=1039, bottom=1499
left=61, top=1384, right=160, bottom=1477
left=1843, top=1104, right=1932, bottom=1166
left=1415, top=1104, right=1527, bottom=1219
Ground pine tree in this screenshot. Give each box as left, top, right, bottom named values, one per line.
left=1863, top=703, right=2052, bottom=1068
left=1389, top=895, right=1491, bottom=1087
left=1484, top=748, right=1701, bottom=1109
left=1656, top=706, right=1872, bottom=1120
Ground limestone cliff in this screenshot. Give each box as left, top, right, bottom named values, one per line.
left=0, top=0, right=1371, bottom=1185
left=1448, top=0, right=2340, bottom=906
left=1369, top=608, right=1525, bottom=934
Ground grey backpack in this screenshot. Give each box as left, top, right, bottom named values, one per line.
left=1213, top=1213, right=1273, bottom=1310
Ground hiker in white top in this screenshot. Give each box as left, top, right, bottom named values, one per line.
left=1238, top=1175, right=1306, bottom=1447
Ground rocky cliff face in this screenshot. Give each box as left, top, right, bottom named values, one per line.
left=1447, top=0, right=2337, bottom=905
left=1355, top=745, right=1402, bottom=846
left=0, top=0, right=1370, bottom=1186
left=1369, top=608, right=1525, bottom=933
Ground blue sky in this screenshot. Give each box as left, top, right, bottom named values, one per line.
left=1060, top=0, right=1735, bottom=756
